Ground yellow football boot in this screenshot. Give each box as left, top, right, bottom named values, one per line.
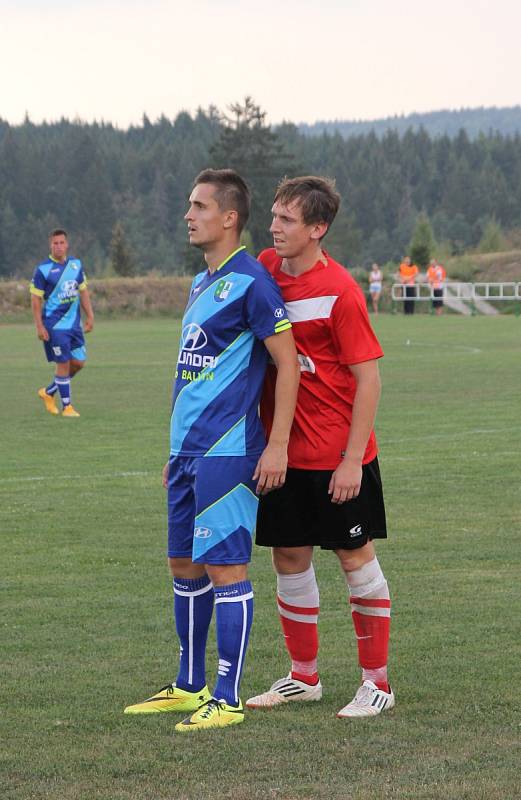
left=124, top=683, right=211, bottom=714
left=62, top=405, right=80, bottom=417
left=38, top=388, right=59, bottom=415
left=175, top=698, right=244, bottom=732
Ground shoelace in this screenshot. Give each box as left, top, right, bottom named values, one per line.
left=199, top=699, right=224, bottom=719
left=353, top=685, right=374, bottom=706
left=156, top=683, right=175, bottom=696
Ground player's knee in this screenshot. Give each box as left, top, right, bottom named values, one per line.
left=206, top=563, right=248, bottom=586
left=168, top=556, right=205, bottom=579
left=335, top=541, right=375, bottom=574
left=273, top=546, right=312, bottom=575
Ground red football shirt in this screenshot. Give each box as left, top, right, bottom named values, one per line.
left=259, top=249, right=384, bottom=469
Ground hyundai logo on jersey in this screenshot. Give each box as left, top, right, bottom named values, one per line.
left=181, top=323, right=208, bottom=351
left=58, top=279, right=79, bottom=302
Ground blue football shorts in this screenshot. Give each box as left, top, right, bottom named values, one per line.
left=167, top=454, right=260, bottom=565
left=44, top=328, right=86, bottom=363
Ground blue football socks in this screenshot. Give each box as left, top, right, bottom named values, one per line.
left=173, top=575, right=214, bottom=692
left=55, top=375, right=71, bottom=407
left=213, top=580, right=254, bottom=707
left=45, top=379, right=58, bottom=396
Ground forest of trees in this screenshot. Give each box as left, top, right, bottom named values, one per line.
left=1, top=99, right=521, bottom=279
left=299, top=105, right=521, bottom=140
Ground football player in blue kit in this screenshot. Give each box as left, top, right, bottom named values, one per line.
left=30, top=229, right=94, bottom=417
left=124, top=169, right=300, bottom=731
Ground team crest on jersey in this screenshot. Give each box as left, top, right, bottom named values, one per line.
left=214, top=279, right=233, bottom=302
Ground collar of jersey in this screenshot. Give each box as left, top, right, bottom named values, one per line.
left=280, top=249, right=329, bottom=279
left=49, top=255, right=68, bottom=265
left=214, top=245, right=246, bottom=273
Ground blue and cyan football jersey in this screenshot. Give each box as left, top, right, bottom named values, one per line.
left=170, top=246, right=291, bottom=457
left=30, top=257, right=87, bottom=332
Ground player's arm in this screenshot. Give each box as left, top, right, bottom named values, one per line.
left=80, top=287, right=94, bottom=332
left=253, top=329, right=300, bottom=495
left=162, top=461, right=169, bottom=489
left=328, top=359, right=381, bottom=504
left=30, top=270, right=49, bottom=341
left=30, top=294, right=49, bottom=341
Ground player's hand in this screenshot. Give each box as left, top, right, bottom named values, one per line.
left=37, top=325, right=49, bottom=342
left=253, top=442, right=287, bottom=495
left=162, top=461, right=169, bottom=489
left=84, top=317, right=94, bottom=333
left=328, top=458, right=362, bottom=504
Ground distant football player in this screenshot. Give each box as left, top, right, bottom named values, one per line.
left=30, top=229, right=94, bottom=417
left=124, top=169, right=299, bottom=731
left=246, top=176, right=394, bottom=719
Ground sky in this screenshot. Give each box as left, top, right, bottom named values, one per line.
left=1, top=0, right=520, bottom=128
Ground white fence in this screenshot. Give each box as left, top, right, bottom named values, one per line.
left=391, top=282, right=521, bottom=301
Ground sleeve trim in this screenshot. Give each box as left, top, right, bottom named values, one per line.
left=341, top=351, right=384, bottom=367
left=30, top=285, right=45, bottom=297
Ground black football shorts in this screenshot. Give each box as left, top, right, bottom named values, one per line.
left=256, top=457, right=387, bottom=551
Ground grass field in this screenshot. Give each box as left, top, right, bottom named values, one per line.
left=1, top=315, right=520, bottom=800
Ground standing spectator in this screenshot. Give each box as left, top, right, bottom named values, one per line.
left=398, top=256, right=419, bottom=315
left=369, top=263, right=383, bottom=314
left=426, top=259, right=447, bottom=315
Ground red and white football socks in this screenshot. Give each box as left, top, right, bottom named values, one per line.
left=345, top=557, right=391, bottom=692
left=276, top=565, right=320, bottom=685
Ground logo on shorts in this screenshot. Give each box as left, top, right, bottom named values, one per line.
left=52, top=345, right=62, bottom=356
left=214, top=279, right=233, bottom=302
left=274, top=307, right=285, bottom=318
left=348, top=524, right=363, bottom=538
left=181, top=323, right=207, bottom=351
left=194, top=526, right=213, bottom=539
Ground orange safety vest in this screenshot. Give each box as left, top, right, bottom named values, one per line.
left=399, top=263, right=418, bottom=285
left=426, top=265, right=446, bottom=289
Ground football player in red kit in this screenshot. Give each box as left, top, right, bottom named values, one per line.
left=246, top=176, right=394, bottom=718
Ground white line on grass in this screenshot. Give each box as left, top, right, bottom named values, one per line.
left=0, top=470, right=152, bottom=485
left=403, top=340, right=482, bottom=354
left=381, top=426, right=516, bottom=445
left=2, top=428, right=518, bottom=483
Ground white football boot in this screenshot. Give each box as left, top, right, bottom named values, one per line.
left=337, top=679, right=395, bottom=718
left=246, top=674, right=322, bottom=709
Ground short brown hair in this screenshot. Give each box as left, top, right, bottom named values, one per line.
left=274, top=176, right=340, bottom=233
left=193, top=169, right=250, bottom=234
left=49, top=228, right=68, bottom=239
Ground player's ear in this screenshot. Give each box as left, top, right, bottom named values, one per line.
left=310, top=222, right=328, bottom=241
left=223, top=209, right=239, bottom=230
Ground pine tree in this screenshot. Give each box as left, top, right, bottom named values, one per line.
left=478, top=219, right=505, bottom=253
left=110, top=223, right=135, bottom=276
left=410, top=212, right=435, bottom=269
left=210, top=97, right=294, bottom=251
